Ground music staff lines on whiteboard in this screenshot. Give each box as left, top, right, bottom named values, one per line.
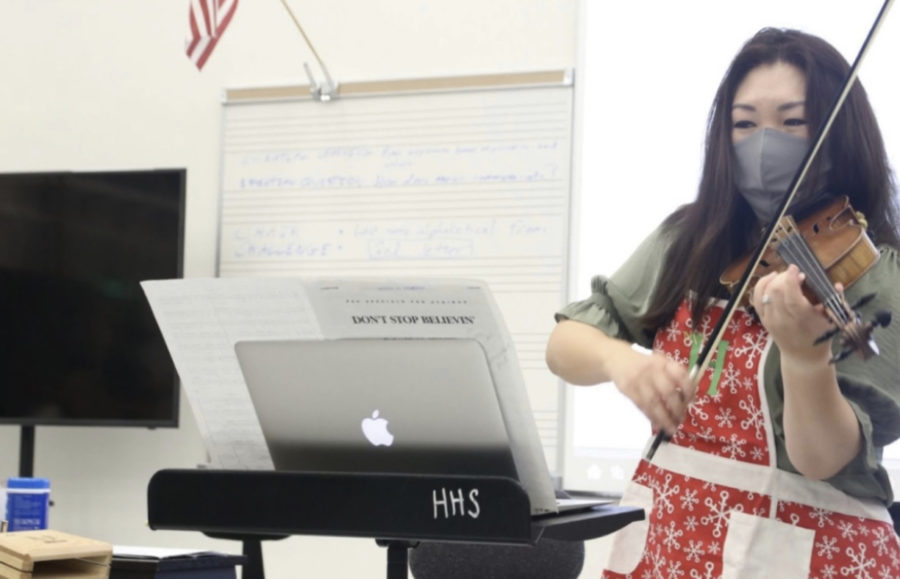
left=225, top=110, right=568, bottom=135
left=223, top=188, right=564, bottom=202
left=222, top=204, right=565, bottom=221
left=223, top=212, right=564, bottom=225
left=225, top=102, right=570, bottom=131
left=226, top=97, right=570, bottom=120
left=222, top=201, right=565, bottom=216
left=223, top=182, right=564, bottom=198
left=226, top=133, right=568, bottom=151
left=218, top=257, right=564, bottom=267
left=219, top=260, right=563, bottom=276
left=225, top=120, right=569, bottom=140
left=222, top=189, right=566, bottom=206
left=226, top=121, right=568, bottom=151
left=227, top=135, right=568, bottom=153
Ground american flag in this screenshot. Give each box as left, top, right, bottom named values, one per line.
left=185, top=0, right=238, bottom=70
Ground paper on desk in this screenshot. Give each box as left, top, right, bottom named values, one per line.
left=141, top=277, right=556, bottom=515
left=112, top=545, right=233, bottom=560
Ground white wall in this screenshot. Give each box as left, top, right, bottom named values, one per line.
left=0, top=1, right=588, bottom=577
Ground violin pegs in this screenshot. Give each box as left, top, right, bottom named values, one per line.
left=830, top=347, right=855, bottom=364
left=873, top=310, right=892, bottom=328
left=867, top=337, right=880, bottom=357
left=850, top=293, right=878, bottom=310
left=814, top=327, right=841, bottom=345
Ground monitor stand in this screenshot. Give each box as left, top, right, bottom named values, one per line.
left=19, top=425, right=35, bottom=478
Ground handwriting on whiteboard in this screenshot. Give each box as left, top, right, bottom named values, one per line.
left=232, top=141, right=561, bottom=191
left=224, top=217, right=553, bottom=262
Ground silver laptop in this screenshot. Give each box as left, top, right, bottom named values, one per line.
left=235, top=337, right=519, bottom=479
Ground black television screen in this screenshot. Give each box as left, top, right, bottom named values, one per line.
left=0, top=169, right=184, bottom=426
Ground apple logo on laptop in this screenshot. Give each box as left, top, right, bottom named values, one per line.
left=361, top=410, right=394, bottom=446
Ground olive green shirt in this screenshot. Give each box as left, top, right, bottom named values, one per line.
left=557, top=225, right=900, bottom=505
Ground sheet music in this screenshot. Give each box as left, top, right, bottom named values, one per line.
left=141, top=278, right=321, bottom=468
left=141, top=276, right=557, bottom=514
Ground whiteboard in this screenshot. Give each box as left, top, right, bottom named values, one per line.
left=217, top=71, right=574, bottom=472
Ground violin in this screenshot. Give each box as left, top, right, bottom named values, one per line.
left=719, top=196, right=890, bottom=361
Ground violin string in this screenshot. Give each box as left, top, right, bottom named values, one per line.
left=777, top=233, right=851, bottom=325
left=782, top=234, right=843, bottom=315
left=783, top=234, right=834, bottom=301
left=778, top=234, right=840, bottom=326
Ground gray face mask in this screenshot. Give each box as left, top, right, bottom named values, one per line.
left=734, top=128, right=809, bottom=223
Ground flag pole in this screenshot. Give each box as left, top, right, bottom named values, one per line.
left=278, top=0, right=338, bottom=101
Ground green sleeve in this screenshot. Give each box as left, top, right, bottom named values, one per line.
left=555, top=226, right=671, bottom=349
left=766, top=244, right=900, bottom=504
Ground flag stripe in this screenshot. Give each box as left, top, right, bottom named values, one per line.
left=199, top=0, right=212, bottom=36
left=186, top=0, right=238, bottom=70
left=185, top=4, right=203, bottom=57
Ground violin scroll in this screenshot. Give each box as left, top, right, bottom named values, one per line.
left=811, top=292, right=892, bottom=362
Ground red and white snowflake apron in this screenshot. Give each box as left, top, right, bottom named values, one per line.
left=602, top=300, right=900, bottom=579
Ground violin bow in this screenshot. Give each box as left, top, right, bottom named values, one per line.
left=646, top=0, right=895, bottom=461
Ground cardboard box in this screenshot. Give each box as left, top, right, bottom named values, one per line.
left=0, top=529, right=112, bottom=579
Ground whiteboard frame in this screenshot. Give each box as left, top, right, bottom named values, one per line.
left=223, top=70, right=573, bottom=104
left=213, top=69, right=579, bottom=477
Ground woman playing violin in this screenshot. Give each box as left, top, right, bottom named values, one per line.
left=546, top=27, right=900, bottom=576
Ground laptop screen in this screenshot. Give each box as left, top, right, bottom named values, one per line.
left=235, top=338, right=518, bottom=478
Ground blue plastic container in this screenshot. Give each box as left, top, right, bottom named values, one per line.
left=4, top=477, right=50, bottom=531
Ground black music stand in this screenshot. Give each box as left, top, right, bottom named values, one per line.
left=147, top=469, right=643, bottom=579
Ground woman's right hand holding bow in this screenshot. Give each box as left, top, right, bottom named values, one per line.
left=546, top=319, right=695, bottom=437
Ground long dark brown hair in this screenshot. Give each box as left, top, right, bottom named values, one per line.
left=640, top=28, right=900, bottom=332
